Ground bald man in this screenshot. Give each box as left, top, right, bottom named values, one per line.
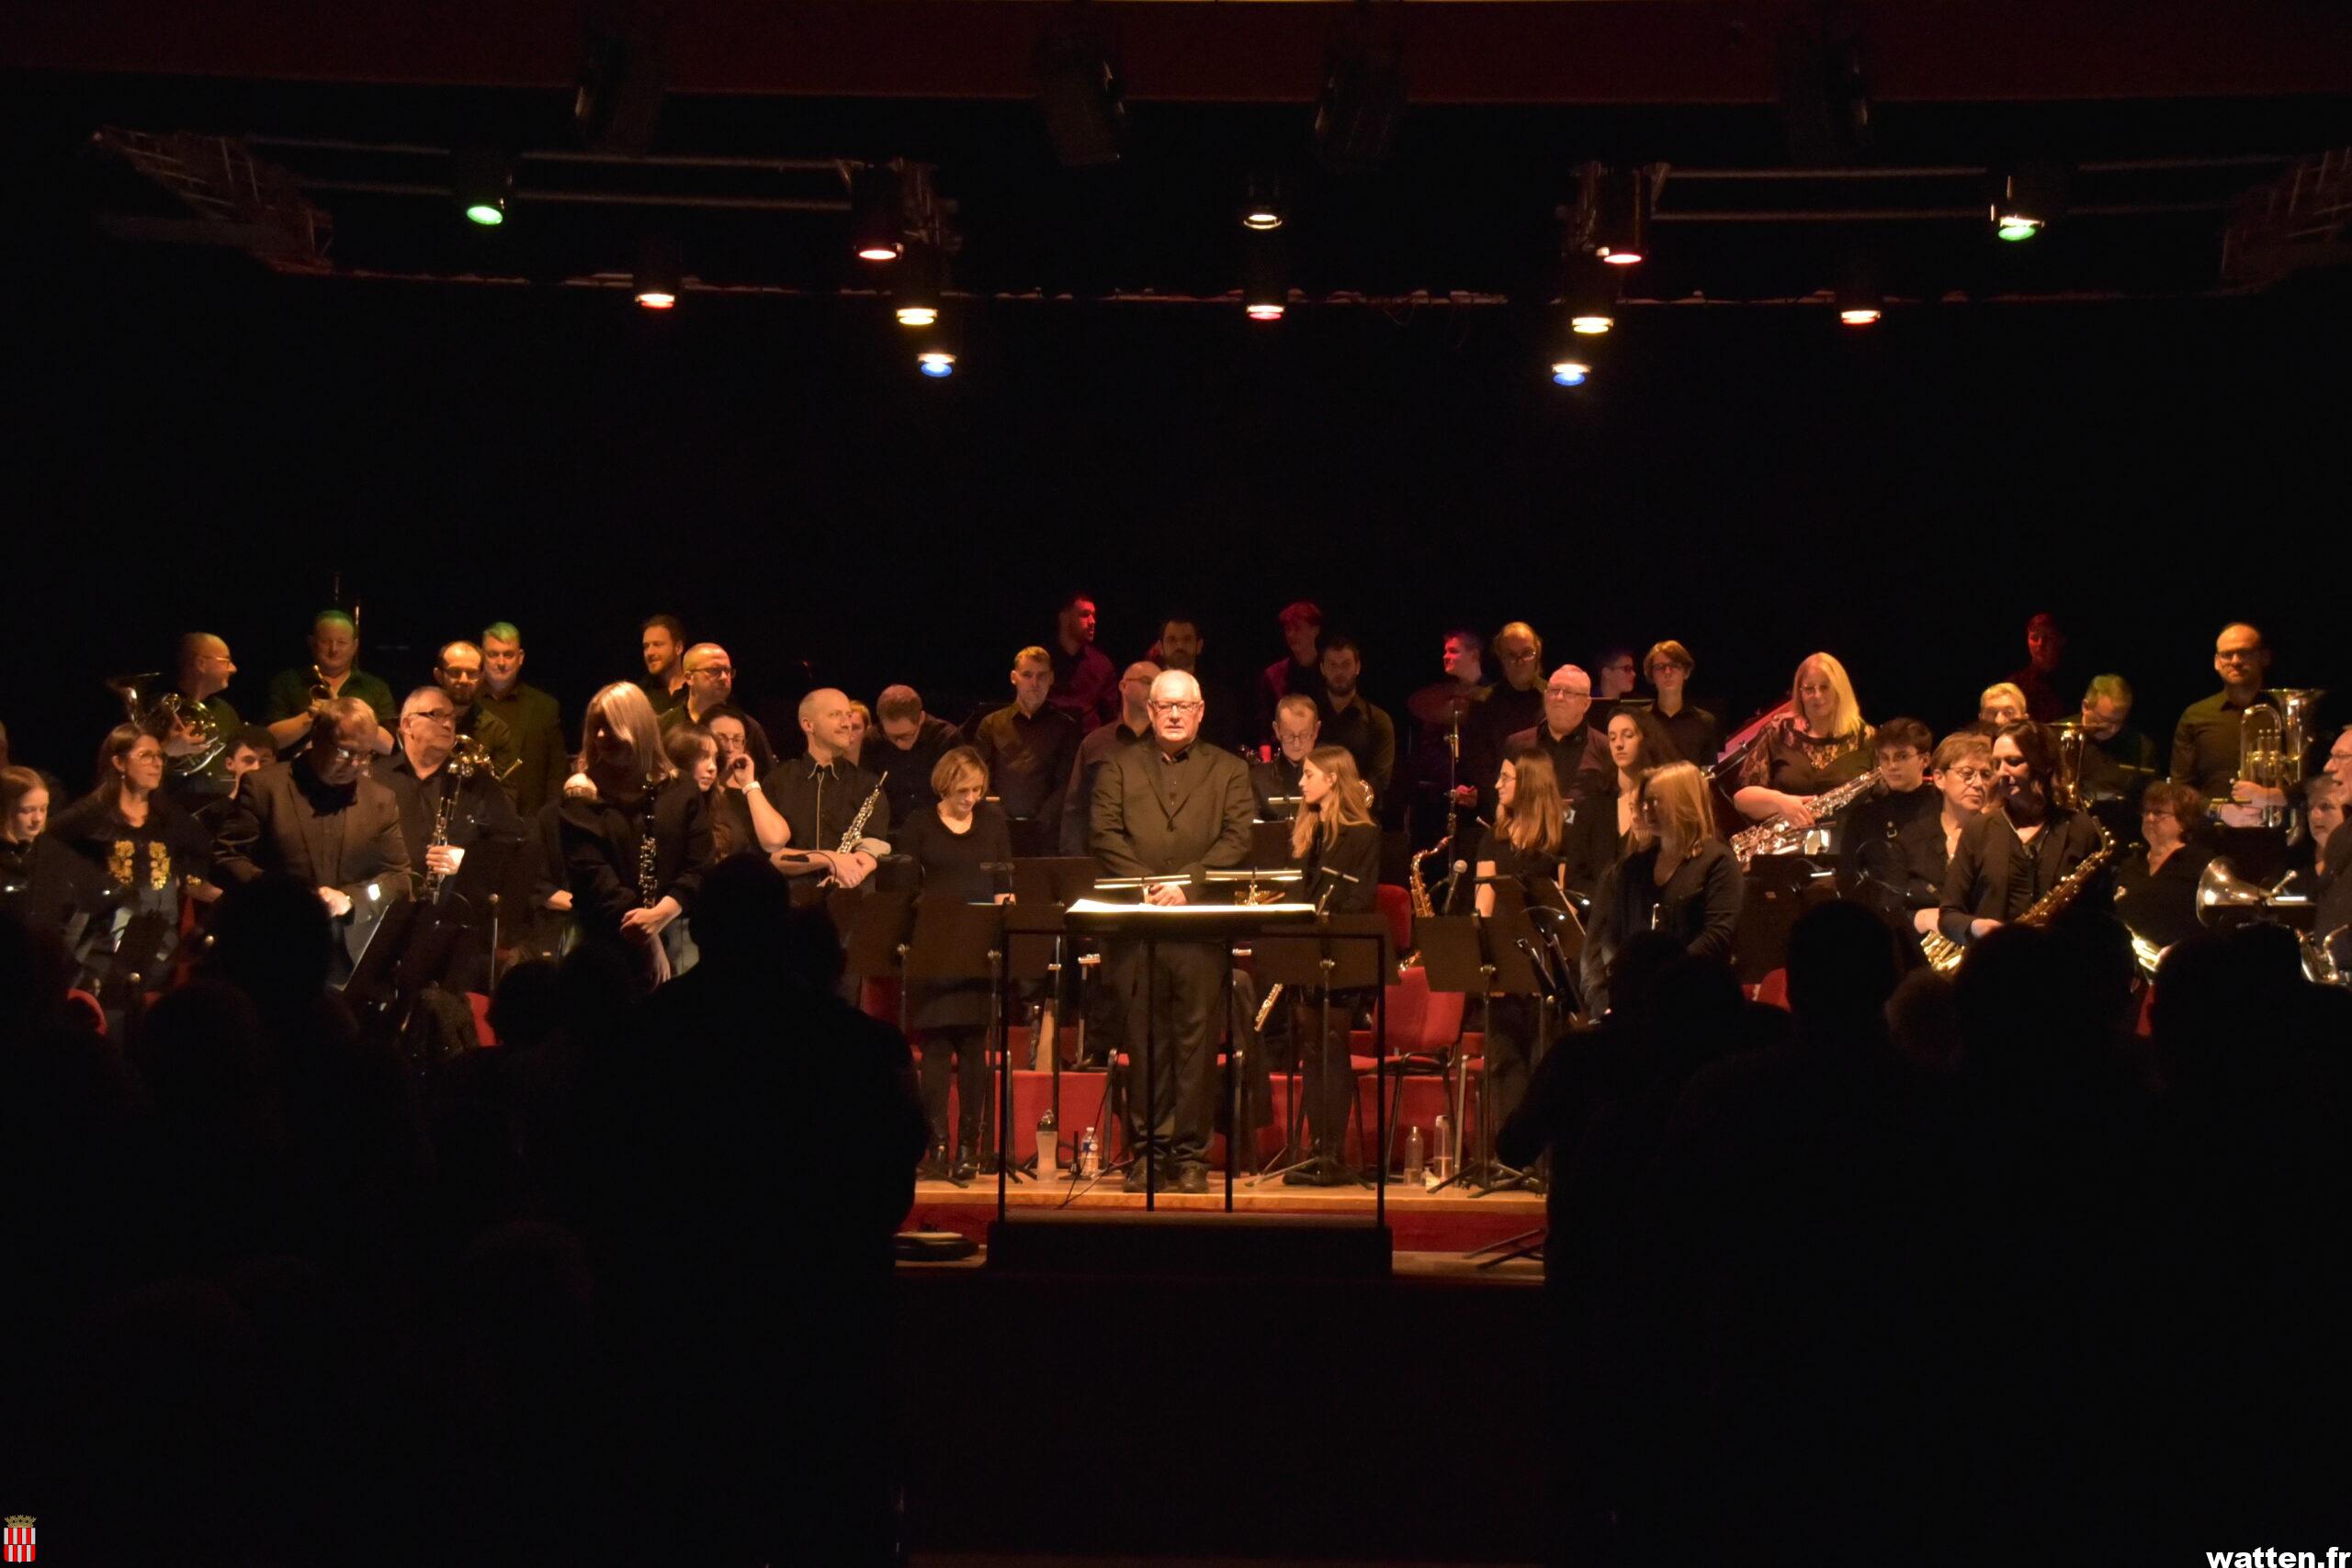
left=1504, top=663, right=1610, bottom=792
left=759, top=687, right=892, bottom=892
left=2171, top=621, right=2275, bottom=795
left=662, top=640, right=777, bottom=769
left=1058, top=660, right=1160, bottom=855
left=432, top=640, right=522, bottom=791
left=160, top=631, right=243, bottom=804
left=1090, top=669, right=1255, bottom=1192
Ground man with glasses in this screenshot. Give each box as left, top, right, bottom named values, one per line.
left=1466, top=621, right=1548, bottom=799
left=1939, top=720, right=2108, bottom=950
left=1090, top=669, right=1255, bottom=1193
left=385, top=685, right=522, bottom=902
left=431, top=641, right=522, bottom=792
left=1059, top=660, right=1159, bottom=855
left=159, top=632, right=243, bottom=806
left=1503, top=663, right=1608, bottom=808
left=1252, top=694, right=1321, bottom=820
left=1848, top=725, right=1984, bottom=936
left=663, top=641, right=777, bottom=770
left=214, top=696, right=412, bottom=964
left=2170, top=623, right=2274, bottom=795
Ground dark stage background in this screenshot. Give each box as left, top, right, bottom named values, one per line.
left=6, top=236, right=2346, bottom=779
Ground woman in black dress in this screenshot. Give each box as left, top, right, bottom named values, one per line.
left=1, top=765, right=107, bottom=942
left=1565, top=707, right=1676, bottom=907
left=1281, top=745, right=1383, bottom=1186
left=2113, top=781, right=2214, bottom=964
left=1585, top=761, right=1745, bottom=1015
left=895, top=745, right=1014, bottom=1179
left=1473, top=748, right=1569, bottom=1156
left=1732, top=651, right=1875, bottom=850
left=558, top=682, right=712, bottom=987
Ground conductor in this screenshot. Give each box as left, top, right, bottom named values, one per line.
left=1090, top=669, right=1256, bottom=1193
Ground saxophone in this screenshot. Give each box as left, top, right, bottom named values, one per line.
left=834, top=777, right=886, bottom=852
left=1731, top=767, right=1885, bottom=870
left=1923, top=820, right=2117, bottom=976
left=421, top=737, right=492, bottom=900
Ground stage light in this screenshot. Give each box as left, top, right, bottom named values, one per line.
left=1241, top=174, right=1285, bottom=232
left=1242, top=229, right=1289, bottom=321
left=894, top=242, right=944, bottom=327
left=1562, top=252, right=1618, bottom=335
left=1838, top=305, right=1882, bottom=326
left=850, top=164, right=904, bottom=262
left=634, top=234, right=682, bottom=310
left=1551, top=359, right=1590, bottom=387
left=918, top=349, right=956, bottom=378
left=452, top=147, right=513, bottom=227
left=1993, top=161, right=2069, bottom=243
left=1834, top=253, right=1883, bottom=325
left=1034, top=23, right=1126, bottom=168
left=1594, top=167, right=1649, bottom=267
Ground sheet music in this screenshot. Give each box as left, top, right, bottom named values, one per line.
left=1066, top=899, right=1318, bottom=918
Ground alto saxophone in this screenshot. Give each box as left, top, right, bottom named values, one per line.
left=1923, top=821, right=2117, bottom=976
left=1731, top=767, right=1884, bottom=870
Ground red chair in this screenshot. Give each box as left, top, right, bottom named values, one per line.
left=1348, top=964, right=1467, bottom=1170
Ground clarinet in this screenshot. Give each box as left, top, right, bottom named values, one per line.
left=637, top=773, right=663, bottom=907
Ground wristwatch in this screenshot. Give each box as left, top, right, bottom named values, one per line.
left=743, top=780, right=763, bottom=793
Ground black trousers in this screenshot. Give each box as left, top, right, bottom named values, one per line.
left=1114, top=937, right=1223, bottom=1170
left=1484, top=995, right=1544, bottom=1151
left=917, top=1026, right=988, bottom=1155
left=1290, top=986, right=1366, bottom=1162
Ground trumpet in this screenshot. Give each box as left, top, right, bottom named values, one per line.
left=308, top=662, right=334, bottom=705
left=106, top=672, right=226, bottom=776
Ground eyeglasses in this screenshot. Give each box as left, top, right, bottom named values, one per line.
left=1945, top=767, right=1996, bottom=783
left=326, top=744, right=371, bottom=765
left=1149, top=701, right=1204, bottom=716
left=1545, top=687, right=1590, bottom=700
left=411, top=710, right=456, bottom=725
left=1500, top=649, right=1540, bottom=663
left=687, top=665, right=732, bottom=679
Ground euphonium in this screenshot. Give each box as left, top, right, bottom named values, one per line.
left=2217, top=702, right=2288, bottom=828
left=106, top=672, right=226, bottom=776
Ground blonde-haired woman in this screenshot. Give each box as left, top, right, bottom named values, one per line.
left=558, top=682, right=711, bottom=985
left=896, top=745, right=1015, bottom=1179
left=1471, top=748, right=1568, bottom=1154
left=1734, top=650, right=1874, bottom=834
left=1585, top=761, right=1744, bottom=1013
left=1280, top=746, right=1382, bottom=1186
left=1976, top=682, right=2028, bottom=735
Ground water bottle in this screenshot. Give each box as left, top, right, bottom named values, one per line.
left=1403, top=1125, right=1425, bottom=1185
left=1079, top=1126, right=1101, bottom=1179
left=1430, top=1114, right=1454, bottom=1184
left=1036, top=1108, right=1058, bottom=1179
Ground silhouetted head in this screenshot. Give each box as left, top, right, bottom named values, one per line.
left=206, top=874, right=334, bottom=1009
left=0, top=909, right=74, bottom=1044
left=486, top=959, right=561, bottom=1052
left=692, top=856, right=800, bottom=971
left=1785, top=899, right=1901, bottom=1037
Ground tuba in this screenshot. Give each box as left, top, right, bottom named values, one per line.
left=2218, top=702, right=2288, bottom=828
left=2052, top=719, right=2086, bottom=810
left=106, top=671, right=225, bottom=776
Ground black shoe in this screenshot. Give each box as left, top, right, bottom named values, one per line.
left=1121, top=1162, right=1159, bottom=1192
left=950, top=1152, right=978, bottom=1183
left=1177, top=1164, right=1208, bottom=1195
left=1283, top=1156, right=1353, bottom=1188
left=918, top=1142, right=950, bottom=1180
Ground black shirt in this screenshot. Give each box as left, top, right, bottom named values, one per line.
left=1250, top=754, right=1306, bottom=820
left=49, top=790, right=209, bottom=917
left=1507, top=721, right=1610, bottom=793
left=1563, top=781, right=1634, bottom=902
left=876, top=714, right=964, bottom=826
left=899, top=802, right=1015, bottom=906
left=1837, top=783, right=1942, bottom=897
left=384, top=747, right=525, bottom=876
left=967, top=703, right=1080, bottom=827
left=0, top=834, right=109, bottom=937
left=2114, top=839, right=2214, bottom=953
left=2080, top=725, right=2162, bottom=808
left=760, top=754, right=895, bottom=863
left=2170, top=691, right=2257, bottom=795
left=1652, top=701, right=1724, bottom=768
left=1467, top=682, right=1547, bottom=790
left=556, top=776, right=712, bottom=937
left=1298, top=819, right=1382, bottom=917
left=1476, top=822, right=1566, bottom=904
left=1939, top=805, right=2109, bottom=943
left=1317, top=694, right=1397, bottom=807
left=1048, top=642, right=1120, bottom=733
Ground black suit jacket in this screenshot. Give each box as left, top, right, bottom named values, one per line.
left=213, top=761, right=413, bottom=901
left=1090, top=740, right=1255, bottom=889
left=1939, top=805, right=2108, bottom=944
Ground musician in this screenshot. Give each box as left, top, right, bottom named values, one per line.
left=1583, top=761, right=1744, bottom=1016
left=896, top=746, right=1015, bottom=1180
left=557, top=682, right=709, bottom=978
left=1465, top=621, right=1546, bottom=792
left=1, top=765, right=107, bottom=937
left=477, top=622, right=569, bottom=817
left=384, top=686, right=523, bottom=898
left=2301, top=775, right=2343, bottom=874
left=2008, top=612, right=2078, bottom=725
left=1938, top=719, right=2109, bottom=949
left=189, top=726, right=277, bottom=877
left=666, top=725, right=752, bottom=863
left=639, top=614, right=690, bottom=716
left=1837, top=717, right=1940, bottom=894
left=1851, top=731, right=1992, bottom=941
left=1644, top=640, right=1722, bottom=766
left=1474, top=749, right=1568, bottom=1143
left=1976, top=682, right=2029, bottom=735
left=1281, top=745, right=1382, bottom=1187
left=1505, top=665, right=1609, bottom=795
left=844, top=701, right=872, bottom=768
left=662, top=644, right=780, bottom=767
left=432, top=641, right=522, bottom=788
left=1591, top=647, right=1639, bottom=731
left=874, top=685, right=964, bottom=825
left=157, top=632, right=243, bottom=804
left=2113, top=782, right=2216, bottom=955
left=2316, top=728, right=2352, bottom=939
left=1058, top=660, right=1158, bottom=855
left=2169, top=622, right=2272, bottom=795
left=1252, top=694, right=1318, bottom=818
left=2328, top=725, right=2352, bottom=793
left=50, top=725, right=209, bottom=919
left=1151, top=613, right=1240, bottom=750
left=1090, top=669, right=1255, bottom=1193
left=1565, top=707, right=1676, bottom=904
left=759, top=688, right=893, bottom=890
left=1734, top=652, right=1873, bottom=832
left=1315, top=633, right=1396, bottom=810
left=2076, top=674, right=2161, bottom=817
left=214, top=697, right=413, bottom=952
left=1255, top=601, right=1327, bottom=739
left=264, top=611, right=394, bottom=757
left=1046, top=592, right=1120, bottom=732
left=967, top=648, right=1080, bottom=857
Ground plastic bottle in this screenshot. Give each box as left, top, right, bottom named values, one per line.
left=1430, top=1114, right=1454, bottom=1185
left=1403, top=1125, right=1425, bottom=1184
left=1036, top=1108, right=1058, bottom=1179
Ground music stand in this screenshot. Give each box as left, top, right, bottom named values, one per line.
left=1410, top=913, right=1487, bottom=1191
left=904, top=894, right=1019, bottom=1190
left=1011, top=857, right=1097, bottom=1068
left=1003, top=899, right=1074, bottom=1172
left=831, top=887, right=914, bottom=983
left=1247, top=911, right=1387, bottom=1184
left=1249, top=820, right=1294, bottom=866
